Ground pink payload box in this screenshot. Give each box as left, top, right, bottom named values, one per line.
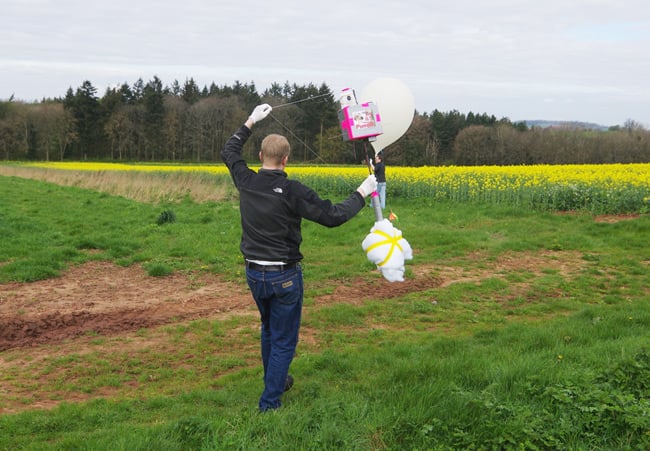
left=338, top=102, right=383, bottom=141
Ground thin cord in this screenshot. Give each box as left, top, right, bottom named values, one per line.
left=271, top=93, right=331, bottom=109
left=267, top=113, right=322, bottom=162
left=364, top=141, right=374, bottom=175
left=267, top=112, right=358, bottom=191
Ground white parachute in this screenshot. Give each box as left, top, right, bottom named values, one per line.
left=362, top=219, right=413, bottom=282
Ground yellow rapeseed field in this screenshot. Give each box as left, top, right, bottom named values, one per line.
left=19, top=161, right=650, bottom=213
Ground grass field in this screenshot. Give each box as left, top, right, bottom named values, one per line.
left=0, top=166, right=649, bottom=449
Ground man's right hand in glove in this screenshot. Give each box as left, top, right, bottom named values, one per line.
left=357, top=174, right=377, bottom=197
left=246, top=104, right=272, bottom=128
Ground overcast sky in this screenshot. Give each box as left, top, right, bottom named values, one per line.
left=3, top=0, right=650, bottom=127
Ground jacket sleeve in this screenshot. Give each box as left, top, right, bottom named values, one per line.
left=221, top=125, right=254, bottom=189
left=290, top=181, right=366, bottom=227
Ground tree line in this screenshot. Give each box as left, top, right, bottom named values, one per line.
left=1, top=77, right=649, bottom=166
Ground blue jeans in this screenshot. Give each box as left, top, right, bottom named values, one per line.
left=246, top=264, right=303, bottom=411
left=377, top=182, right=386, bottom=209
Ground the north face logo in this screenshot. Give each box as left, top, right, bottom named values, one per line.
left=273, top=187, right=283, bottom=194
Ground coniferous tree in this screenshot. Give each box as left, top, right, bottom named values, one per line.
left=63, top=81, right=103, bottom=159
left=182, top=78, right=201, bottom=104
left=142, top=76, right=165, bottom=160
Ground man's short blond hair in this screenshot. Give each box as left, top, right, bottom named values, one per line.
left=261, top=134, right=290, bottom=165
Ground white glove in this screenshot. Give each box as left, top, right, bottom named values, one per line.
left=248, top=104, right=272, bottom=124
left=357, top=174, right=377, bottom=197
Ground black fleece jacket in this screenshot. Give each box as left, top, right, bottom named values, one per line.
left=221, top=125, right=365, bottom=263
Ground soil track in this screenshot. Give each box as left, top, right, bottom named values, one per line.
left=0, top=261, right=442, bottom=352
left=0, top=261, right=255, bottom=351
left=0, top=251, right=584, bottom=352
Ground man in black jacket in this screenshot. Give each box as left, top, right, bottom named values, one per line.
left=221, top=104, right=377, bottom=411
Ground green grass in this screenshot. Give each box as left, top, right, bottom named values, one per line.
left=0, top=175, right=649, bottom=449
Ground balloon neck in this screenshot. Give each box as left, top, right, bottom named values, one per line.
left=371, top=193, right=383, bottom=221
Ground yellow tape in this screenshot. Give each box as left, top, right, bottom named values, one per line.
left=365, top=229, right=403, bottom=267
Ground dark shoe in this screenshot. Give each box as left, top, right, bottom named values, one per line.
left=284, top=375, right=294, bottom=392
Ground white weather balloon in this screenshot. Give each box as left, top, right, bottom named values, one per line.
left=359, top=78, right=415, bottom=155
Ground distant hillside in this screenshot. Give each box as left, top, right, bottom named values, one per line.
left=524, top=120, right=610, bottom=131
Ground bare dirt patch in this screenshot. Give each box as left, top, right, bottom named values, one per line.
left=593, top=213, right=642, bottom=223
left=555, top=210, right=643, bottom=223
left=0, top=251, right=586, bottom=352
left=0, top=261, right=254, bottom=352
